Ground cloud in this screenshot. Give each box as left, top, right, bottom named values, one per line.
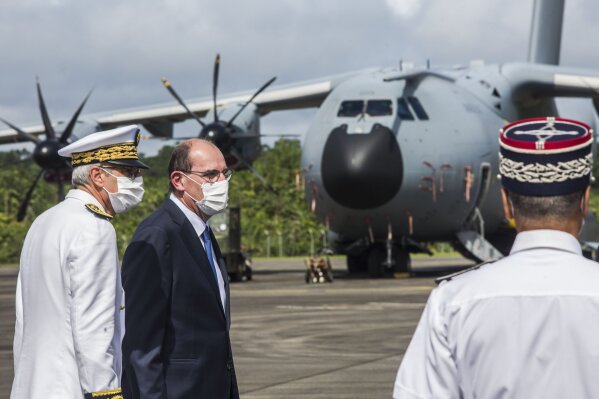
left=0, top=0, right=598, bottom=142
left=385, top=0, right=422, bottom=18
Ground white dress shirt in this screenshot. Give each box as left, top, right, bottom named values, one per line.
left=394, top=229, right=599, bottom=399
left=169, top=194, right=227, bottom=310
left=12, top=189, right=123, bottom=398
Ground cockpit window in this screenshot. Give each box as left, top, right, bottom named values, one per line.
left=338, top=99, right=394, bottom=118
left=337, top=100, right=364, bottom=117
left=397, top=98, right=415, bottom=120
left=407, top=97, right=429, bottom=120
left=366, top=100, right=393, bottom=116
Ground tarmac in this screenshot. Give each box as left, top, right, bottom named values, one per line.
left=0, top=256, right=472, bottom=398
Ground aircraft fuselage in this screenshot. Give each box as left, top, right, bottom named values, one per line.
left=300, top=64, right=590, bottom=263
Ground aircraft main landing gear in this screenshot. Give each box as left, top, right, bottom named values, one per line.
left=347, top=252, right=368, bottom=273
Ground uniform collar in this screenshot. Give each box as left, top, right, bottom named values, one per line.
left=65, top=189, right=105, bottom=210
left=169, top=193, right=207, bottom=238
left=510, top=229, right=582, bottom=256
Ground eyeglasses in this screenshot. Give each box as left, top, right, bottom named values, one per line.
left=181, top=168, right=233, bottom=183
left=100, top=166, right=143, bottom=181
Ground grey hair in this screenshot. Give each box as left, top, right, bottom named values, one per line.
left=71, top=164, right=95, bottom=186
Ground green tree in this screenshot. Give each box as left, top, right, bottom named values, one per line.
left=229, top=140, right=323, bottom=256
left=0, top=141, right=323, bottom=263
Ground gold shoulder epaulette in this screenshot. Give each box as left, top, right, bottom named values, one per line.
left=434, top=260, right=494, bottom=285
left=85, top=203, right=113, bottom=220
left=84, top=387, right=122, bottom=399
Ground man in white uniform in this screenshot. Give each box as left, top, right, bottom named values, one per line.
left=393, top=117, right=599, bottom=399
left=11, top=125, right=148, bottom=399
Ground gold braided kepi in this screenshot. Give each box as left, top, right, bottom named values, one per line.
left=58, top=125, right=149, bottom=169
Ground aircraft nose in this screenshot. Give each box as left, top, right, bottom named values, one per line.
left=321, top=124, right=403, bottom=209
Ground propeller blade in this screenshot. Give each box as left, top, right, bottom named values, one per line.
left=36, top=78, right=56, bottom=139
left=17, top=168, right=44, bottom=222
left=0, top=118, right=40, bottom=144
left=230, top=147, right=276, bottom=193
left=227, top=76, right=276, bottom=127
left=212, top=54, right=221, bottom=122
left=60, top=89, right=93, bottom=143
left=161, top=77, right=205, bottom=127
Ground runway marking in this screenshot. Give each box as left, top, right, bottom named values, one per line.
left=240, top=351, right=402, bottom=395
left=232, top=285, right=434, bottom=298
left=276, top=302, right=424, bottom=311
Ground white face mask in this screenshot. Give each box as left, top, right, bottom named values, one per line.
left=183, top=173, right=229, bottom=216
left=101, top=169, right=145, bottom=213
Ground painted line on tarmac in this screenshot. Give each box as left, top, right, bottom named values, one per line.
left=239, top=351, right=402, bottom=395
left=275, top=302, right=425, bottom=311
left=232, top=285, right=433, bottom=298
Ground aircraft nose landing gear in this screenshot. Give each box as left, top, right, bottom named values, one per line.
left=367, top=244, right=411, bottom=278
left=366, top=221, right=412, bottom=278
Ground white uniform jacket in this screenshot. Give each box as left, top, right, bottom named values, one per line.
left=11, top=189, right=123, bottom=399
left=394, top=229, right=599, bottom=399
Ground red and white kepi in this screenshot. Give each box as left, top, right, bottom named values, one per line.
left=499, top=117, right=593, bottom=196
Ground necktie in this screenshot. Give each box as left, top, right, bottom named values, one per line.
left=201, top=227, right=219, bottom=283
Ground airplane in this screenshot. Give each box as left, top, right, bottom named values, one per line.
left=1, top=0, right=599, bottom=276
left=0, top=55, right=285, bottom=219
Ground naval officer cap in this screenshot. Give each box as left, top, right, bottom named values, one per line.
left=499, top=117, right=593, bottom=196
left=58, top=124, right=149, bottom=169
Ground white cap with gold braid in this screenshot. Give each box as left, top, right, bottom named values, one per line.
left=58, top=124, right=149, bottom=169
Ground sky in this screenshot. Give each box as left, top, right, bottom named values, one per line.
left=1, top=0, right=598, bottom=153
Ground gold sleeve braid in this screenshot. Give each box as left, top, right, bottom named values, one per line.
left=84, top=388, right=123, bottom=399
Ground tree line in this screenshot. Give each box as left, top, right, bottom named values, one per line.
left=0, top=140, right=324, bottom=263
left=3, top=142, right=599, bottom=264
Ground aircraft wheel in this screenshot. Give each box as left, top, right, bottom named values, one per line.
left=244, top=266, right=253, bottom=281
left=367, top=245, right=387, bottom=278
left=229, top=270, right=242, bottom=282
left=347, top=253, right=367, bottom=273
left=393, top=249, right=411, bottom=274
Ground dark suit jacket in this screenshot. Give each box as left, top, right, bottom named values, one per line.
left=121, top=199, right=239, bottom=399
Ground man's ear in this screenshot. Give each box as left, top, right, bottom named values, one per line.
left=501, top=188, right=514, bottom=220
left=170, top=171, right=185, bottom=192
left=581, top=186, right=591, bottom=216
left=88, top=166, right=106, bottom=188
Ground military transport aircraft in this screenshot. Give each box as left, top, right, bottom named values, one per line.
left=1, top=0, right=598, bottom=276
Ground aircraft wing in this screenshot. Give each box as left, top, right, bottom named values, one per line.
left=0, top=124, right=46, bottom=145
left=501, top=62, right=599, bottom=107
left=0, top=70, right=365, bottom=144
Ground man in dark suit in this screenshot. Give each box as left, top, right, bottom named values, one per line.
left=121, top=139, right=238, bottom=399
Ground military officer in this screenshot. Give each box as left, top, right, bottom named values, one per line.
left=393, top=117, right=599, bottom=398
left=11, top=125, right=148, bottom=399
